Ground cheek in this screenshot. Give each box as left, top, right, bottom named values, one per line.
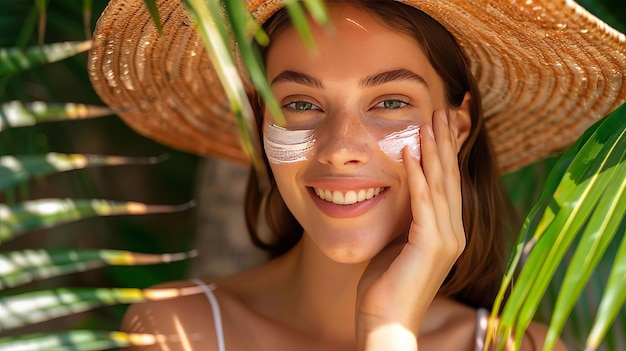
left=270, top=163, right=303, bottom=209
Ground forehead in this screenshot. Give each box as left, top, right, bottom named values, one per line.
left=265, top=2, right=443, bottom=91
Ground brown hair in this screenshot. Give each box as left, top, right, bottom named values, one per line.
left=245, top=1, right=515, bottom=309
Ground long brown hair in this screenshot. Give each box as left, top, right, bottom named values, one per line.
left=245, top=1, right=515, bottom=309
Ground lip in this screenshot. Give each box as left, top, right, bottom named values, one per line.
left=306, top=185, right=388, bottom=218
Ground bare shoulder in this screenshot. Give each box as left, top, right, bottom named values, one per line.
left=523, top=321, right=569, bottom=351
left=425, top=298, right=568, bottom=351
left=121, top=280, right=219, bottom=351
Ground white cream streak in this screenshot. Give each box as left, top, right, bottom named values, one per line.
left=263, top=124, right=316, bottom=164
left=378, top=125, right=421, bottom=162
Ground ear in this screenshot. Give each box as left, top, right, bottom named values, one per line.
left=450, top=92, right=472, bottom=152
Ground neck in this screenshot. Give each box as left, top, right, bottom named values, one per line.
left=281, top=235, right=368, bottom=343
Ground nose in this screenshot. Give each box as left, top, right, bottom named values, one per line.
left=315, top=109, right=372, bottom=168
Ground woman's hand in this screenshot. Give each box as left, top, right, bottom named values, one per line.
left=356, top=109, right=467, bottom=351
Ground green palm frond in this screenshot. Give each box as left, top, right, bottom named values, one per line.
left=0, top=286, right=204, bottom=331
left=0, top=0, right=197, bottom=349
left=0, top=330, right=163, bottom=351
left=585, top=232, right=626, bottom=350
left=0, top=153, right=165, bottom=189
left=182, top=0, right=267, bottom=181
left=489, top=103, right=626, bottom=350
left=0, top=101, right=113, bottom=131
left=0, top=249, right=198, bottom=290
left=0, top=41, right=91, bottom=76
left=182, top=0, right=327, bottom=191
left=0, top=198, right=195, bottom=242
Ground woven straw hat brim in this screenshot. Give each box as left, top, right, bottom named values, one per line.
left=88, top=0, right=626, bottom=172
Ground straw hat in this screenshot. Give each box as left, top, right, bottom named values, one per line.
left=88, top=0, right=626, bottom=173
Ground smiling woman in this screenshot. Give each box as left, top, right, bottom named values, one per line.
left=87, top=0, right=626, bottom=350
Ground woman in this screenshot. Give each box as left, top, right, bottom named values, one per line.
left=88, top=0, right=625, bottom=350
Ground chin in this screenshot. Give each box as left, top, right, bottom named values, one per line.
left=324, top=246, right=380, bottom=265
left=308, top=226, right=405, bottom=265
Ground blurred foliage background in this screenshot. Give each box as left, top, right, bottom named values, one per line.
left=0, top=0, right=200, bottom=334
left=0, top=0, right=624, bottom=348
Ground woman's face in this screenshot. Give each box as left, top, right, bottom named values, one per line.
left=264, top=3, right=455, bottom=264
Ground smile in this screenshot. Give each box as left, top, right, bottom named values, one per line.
left=313, top=187, right=383, bottom=205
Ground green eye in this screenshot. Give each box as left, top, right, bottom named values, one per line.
left=285, top=101, right=317, bottom=111
left=381, top=99, right=406, bottom=109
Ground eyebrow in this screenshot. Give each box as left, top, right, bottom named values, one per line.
left=270, top=68, right=429, bottom=90
left=360, top=69, right=429, bottom=90
left=271, top=70, right=324, bottom=89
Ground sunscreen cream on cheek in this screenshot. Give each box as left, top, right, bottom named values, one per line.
left=378, top=125, right=421, bottom=162
left=263, top=124, right=316, bottom=164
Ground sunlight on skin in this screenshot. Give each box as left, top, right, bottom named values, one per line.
left=174, top=315, right=193, bottom=351
left=365, top=323, right=418, bottom=351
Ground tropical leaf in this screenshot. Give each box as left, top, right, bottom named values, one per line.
left=0, top=1, right=196, bottom=350
left=0, top=286, right=205, bottom=331
left=544, top=163, right=625, bottom=349
left=182, top=0, right=267, bottom=180
left=0, top=101, right=113, bottom=132
left=0, top=153, right=166, bottom=190
left=0, top=330, right=162, bottom=351
left=142, top=0, right=162, bottom=34
left=0, top=199, right=196, bottom=243
left=489, top=103, right=626, bottom=350
left=181, top=0, right=328, bottom=190
left=0, top=249, right=198, bottom=290
left=0, top=41, right=92, bottom=76
left=585, top=230, right=626, bottom=350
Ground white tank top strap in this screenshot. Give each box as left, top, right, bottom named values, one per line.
left=190, top=279, right=226, bottom=351
left=475, top=307, right=489, bottom=351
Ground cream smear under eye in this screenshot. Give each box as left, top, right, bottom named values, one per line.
left=263, top=124, right=316, bottom=164
left=378, top=125, right=421, bottom=162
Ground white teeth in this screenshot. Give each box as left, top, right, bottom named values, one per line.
left=332, top=191, right=344, bottom=204
left=324, top=189, right=332, bottom=201
left=313, top=187, right=383, bottom=205
left=344, top=191, right=357, bottom=205
left=357, top=189, right=366, bottom=202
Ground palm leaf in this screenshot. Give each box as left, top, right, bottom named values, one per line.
left=0, top=286, right=204, bottom=331
left=544, top=163, right=625, bottom=349
left=489, top=103, right=626, bottom=350
left=0, top=101, right=113, bottom=132
left=0, top=199, right=196, bottom=243
left=182, top=0, right=327, bottom=191
left=0, top=153, right=166, bottom=190
left=0, top=330, right=163, bottom=351
left=0, top=41, right=92, bottom=76
left=182, top=0, right=267, bottom=181
left=0, top=249, right=198, bottom=290
left=586, top=231, right=626, bottom=350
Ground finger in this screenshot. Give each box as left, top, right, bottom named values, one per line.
left=402, top=144, right=461, bottom=278
left=419, top=116, right=456, bottom=239
left=432, top=109, right=464, bottom=234
left=401, top=145, right=438, bottom=249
